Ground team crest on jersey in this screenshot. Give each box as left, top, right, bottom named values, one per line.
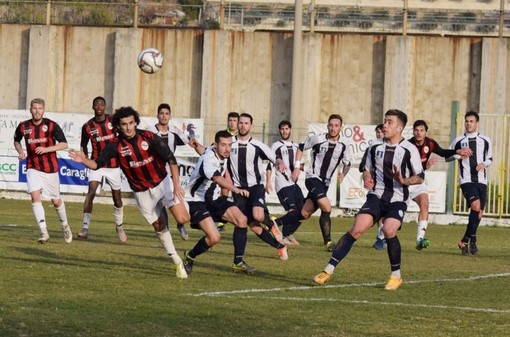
left=461, top=141, right=468, bottom=148
left=42, top=125, right=48, bottom=132
left=141, top=141, right=149, bottom=151
left=423, top=146, right=429, bottom=154
left=120, top=146, right=132, bottom=157
left=375, top=150, right=384, bottom=158
left=232, top=148, right=237, bottom=155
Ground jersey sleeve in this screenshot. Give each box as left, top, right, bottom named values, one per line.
left=302, top=134, right=321, bottom=151
left=359, top=149, right=369, bottom=172
left=483, top=136, right=493, bottom=167
left=52, top=122, right=67, bottom=143
left=170, top=125, right=189, bottom=145
left=431, top=139, right=456, bottom=158
left=13, top=124, right=23, bottom=143
left=409, top=145, right=425, bottom=179
left=80, top=124, right=90, bottom=156
left=341, top=139, right=352, bottom=166
left=150, top=132, right=177, bottom=163
left=96, top=142, right=118, bottom=169
left=202, top=151, right=222, bottom=179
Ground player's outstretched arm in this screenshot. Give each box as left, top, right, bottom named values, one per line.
left=69, top=149, right=98, bottom=170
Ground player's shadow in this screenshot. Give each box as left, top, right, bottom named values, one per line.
left=10, top=247, right=175, bottom=276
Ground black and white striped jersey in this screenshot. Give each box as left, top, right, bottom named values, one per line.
left=185, top=147, right=226, bottom=202
left=147, top=124, right=188, bottom=152
left=365, top=139, right=424, bottom=203
left=450, top=132, right=493, bottom=185
left=301, top=133, right=352, bottom=186
left=228, top=137, right=277, bottom=188
left=271, top=140, right=299, bottom=192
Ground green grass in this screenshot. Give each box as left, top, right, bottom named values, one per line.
left=0, top=198, right=509, bottom=337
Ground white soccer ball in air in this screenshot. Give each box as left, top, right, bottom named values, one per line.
left=137, top=48, right=163, bottom=74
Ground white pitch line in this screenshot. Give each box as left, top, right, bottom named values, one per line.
left=218, top=295, right=510, bottom=314
left=189, top=272, right=510, bottom=297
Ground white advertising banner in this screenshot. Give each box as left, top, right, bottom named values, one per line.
left=340, top=170, right=447, bottom=213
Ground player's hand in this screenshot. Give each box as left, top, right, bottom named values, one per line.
left=235, top=188, right=250, bottom=198
left=173, top=185, right=185, bottom=203
left=17, top=151, right=26, bottom=160
left=291, top=167, right=301, bottom=182
left=276, top=162, right=286, bottom=174
left=265, top=184, right=272, bottom=194
left=476, top=163, right=486, bottom=172
left=188, top=138, right=199, bottom=148
left=35, top=147, right=47, bottom=155
left=363, top=176, right=374, bottom=189
left=392, top=165, right=405, bottom=185
left=68, top=149, right=84, bottom=162
left=426, top=157, right=438, bottom=170
left=458, top=148, right=473, bottom=157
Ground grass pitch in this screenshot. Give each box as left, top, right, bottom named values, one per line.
left=0, top=198, right=509, bottom=337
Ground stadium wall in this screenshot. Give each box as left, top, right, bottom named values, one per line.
left=1, top=24, right=510, bottom=147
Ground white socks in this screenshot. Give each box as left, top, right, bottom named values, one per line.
left=324, top=264, right=335, bottom=275
left=32, top=202, right=47, bottom=232
left=156, top=228, right=182, bottom=264
left=391, top=269, right=401, bottom=279
left=82, top=213, right=91, bottom=229
left=55, top=202, right=69, bottom=227
left=417, top=220, right=428, bottom=241
left=113, top=206, right=124, bottom=226
left=377, top=221, right=385, bottom=240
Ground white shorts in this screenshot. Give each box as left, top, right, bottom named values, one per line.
left=409, top=182, right=428, bottom=200
left=133, top=182, right=169, bottom=224
left=161, top=175, right=182, bottom=208
left=26, top=169, right=61, bottom=199
left=88, top=167, right=122, bottom=190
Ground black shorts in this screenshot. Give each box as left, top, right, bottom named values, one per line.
left=305, top=177, right=329, bottom=204
left=461, top=183, right=487, bottom=209
left=208, top=196, right=237, bottom=222
left=357, top=194, right=407, bottom=225
left=188, top=201, right=211, bottom=229
left=277, top=184, right=305, bottom=211
left=233, top=184, right=268, bottom=223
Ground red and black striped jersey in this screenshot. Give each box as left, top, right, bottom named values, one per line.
left=81, top=115, right=118, bottom=168
left=13, top=118, right=67, bottom=173
left=96, top=130, right=174, bottom=192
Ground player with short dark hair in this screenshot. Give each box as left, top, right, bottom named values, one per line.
left=313, top=109, right=424, bottom=290
left=183, top=130, right=255, bottom=274
left=70, top=106, right=189, bottom=279
left=226, top=112, right=239, bottom=136
left=227, top=113, right=289, bottom=261
left=448, top=111, right=492, bottom=255
left=276, top=114, right=352, bottom=251
left=78, top=96, right=126, bottom=242
left=14, top=98, right=72, bottom=244
left=267, top=120, right=303, bottom=245
left=147, top=103, right=190, bottom=240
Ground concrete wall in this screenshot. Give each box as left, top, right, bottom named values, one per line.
left=1, top=24, right=509, bottom=146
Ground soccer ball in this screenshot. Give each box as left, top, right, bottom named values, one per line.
left=137, top=48, right=163, bottom=74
